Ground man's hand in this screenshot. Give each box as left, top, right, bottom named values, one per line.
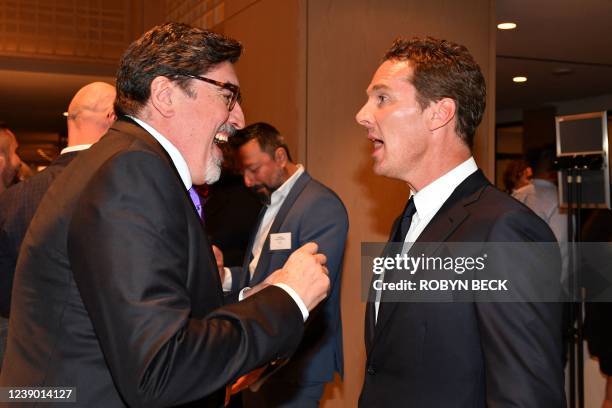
left=263, top=242, right=329, bottom=311
left=212, top=245, right=225, bottom=283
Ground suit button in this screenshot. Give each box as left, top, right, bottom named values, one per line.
left=367, top=366, right=376, bottom=375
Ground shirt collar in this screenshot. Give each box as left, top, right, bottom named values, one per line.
left=129, top=116, right=192, bottom=190
left=513, top=182, right=535, bottom=195
left=269, top=164, right=305, bottom=206
left=412, top=157, right=478, bottom=219
left=61, top=144, right=91, bottom=154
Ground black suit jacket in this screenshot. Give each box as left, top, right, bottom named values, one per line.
left=204, top=172, right=262, bottom=267
left=0, top=151, right=78, bottom=317
left=360, top=170, right=565, bottom=408
left=0, top=118, right=304, bottom=407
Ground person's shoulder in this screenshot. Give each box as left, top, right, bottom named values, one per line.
left=302, top=174, right=346, bottom=209
left=474, top=185, right=556, bottom=241
left=465, top=182, right=542, bottom=222
left=532, top=179, right=559, bottom=200
left=0, top=165, right=60, bottom=217
left=51, top=136, right=171, bottom=202
left=302, top=172, right=340, bottom=198
left=479, top=183, right=530, bottom=210
left=511, top=183, right=535, bottom=203
left=75, top=127, right=166, bottom=174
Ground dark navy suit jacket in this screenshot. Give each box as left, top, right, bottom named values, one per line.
left=229, top=171, right=348, bottom=386
left=360, top=170, right=565, bottom=408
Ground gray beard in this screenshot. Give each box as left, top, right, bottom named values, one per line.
left=204, top=154, right=222, bottom=184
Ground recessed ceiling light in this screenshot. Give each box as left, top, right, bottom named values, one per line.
left=513, top=76, right=527, bottom=83
left=497, top=22, right=517, bottom=30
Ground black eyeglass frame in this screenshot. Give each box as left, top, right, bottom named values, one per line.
left=175, top=72, right=241, bottom=111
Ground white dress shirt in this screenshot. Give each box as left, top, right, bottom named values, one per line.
left=248, top=164, right=304, bottom=277
left=129, top=116, right=309, bottom=319
left=229, top=165, right=309, bottom=320
left=61, top=144, right=92, bottom=155
left=512, top=178, right=568, bottom=282
left=375, top=157, right=478, bottom=321
left=129, top=116, right=192, bottom=190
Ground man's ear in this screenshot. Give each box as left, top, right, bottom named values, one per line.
left=429, top=97, right=456, bottom=131
left=273, top=147, right=288, bottom=167
left=149, top=76, right=176, bottom=118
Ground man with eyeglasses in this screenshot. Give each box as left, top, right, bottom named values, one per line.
left=0, top=23, right=330, bottom=408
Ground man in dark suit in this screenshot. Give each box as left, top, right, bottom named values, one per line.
left=220, top=123, right=348, bottom=407
left=0, top=124, right=21, bottom=371
left=0, top=23, right=330, bottom=407
left=0, top=81, right=116, bottom=318
left=0, top=82, right=115, bottom=371
left=355, top=38, right=565, bottom=407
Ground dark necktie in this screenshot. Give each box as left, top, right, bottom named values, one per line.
left=394, top=197, right=416, bottom=242
left=188, top=187, right=203, bottom=220
left=368, top=196, right=416, bottom=340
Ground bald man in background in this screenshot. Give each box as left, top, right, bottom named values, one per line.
left=0, top=81, right=116, bottom=318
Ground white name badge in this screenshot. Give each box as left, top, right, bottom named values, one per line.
left=269, top=232, right=292, bottom=251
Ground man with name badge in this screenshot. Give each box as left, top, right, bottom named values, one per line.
left=220, top=122, right=348, bottom=407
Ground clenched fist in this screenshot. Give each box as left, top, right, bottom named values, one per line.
left=264, top=242, right=330, bottom=312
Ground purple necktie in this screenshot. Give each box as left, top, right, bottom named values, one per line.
left=188, top=187, right=203, bottom=219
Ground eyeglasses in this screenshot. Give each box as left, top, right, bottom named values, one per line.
left=176, top=72, right=241, bottom=111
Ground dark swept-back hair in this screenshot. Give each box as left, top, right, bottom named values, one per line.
left=231, top=122, right=293, bottom=163
left=384, top=37, right=486, bottom=148
left=115, top=22, right=242, bottom=116
left=503, top=159, right=531, bottom=193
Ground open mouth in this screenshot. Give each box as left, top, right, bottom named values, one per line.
left=214, top=133, right=228, bottom=144
left=214, top=124, right=237, bottom=145
left=369, top=135, right=384, bottom=150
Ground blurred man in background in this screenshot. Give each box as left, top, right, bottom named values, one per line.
left=222, top=122, right=348, bottom=407
left=0, top=81, right=116, bottom=318
left=0, top=124, right=21, bottom=194
left=0, top=82, right=115, bottom=369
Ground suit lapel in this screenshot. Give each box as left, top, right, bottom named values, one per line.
left=239, top=206, right=267, bottom=288
left=364, top=216, right=401, bottom=350
left=249, top=172, right=311, bottom=286
left=369, top=170, right=490, bottom=353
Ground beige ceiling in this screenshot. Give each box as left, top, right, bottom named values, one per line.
left=496, top=0, right=612, bottom=111
left=1, top=0, right=611, bottom=149
left=0, top=68, right=116, bottom=133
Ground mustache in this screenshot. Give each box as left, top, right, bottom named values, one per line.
left=249, top=184, right=271, bottom=205
left=213, top=123, right=238, bottom=144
